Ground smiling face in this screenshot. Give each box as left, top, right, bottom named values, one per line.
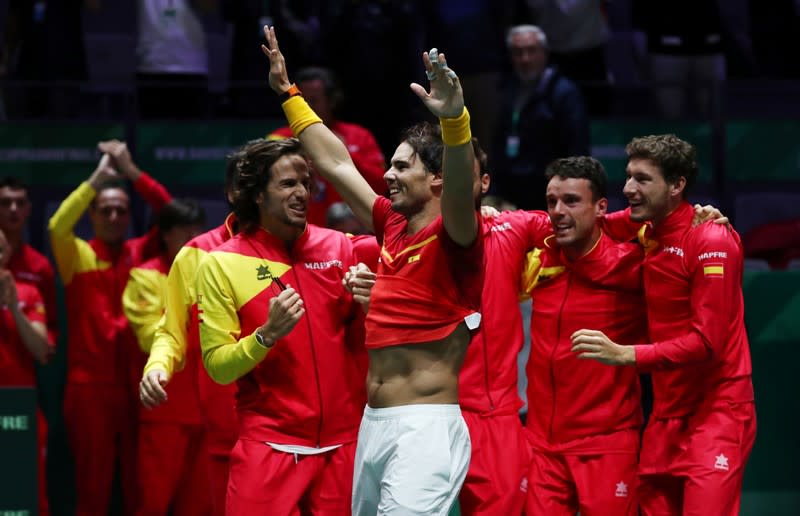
left=258, top=154, right=312, bottom=234
left=384, top=142, right=437, bottom=216
left=546, top=176, right=606, bottom=259
left=623, top=157, right=684, bottom=225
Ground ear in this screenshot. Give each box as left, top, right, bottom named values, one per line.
left=255, top=191, right=265, bottom=205
left=596, top=197, right=608, bottom=218
left=670, top=177, right=687, bottom=200
left=481, top=173, right=491, bottom=194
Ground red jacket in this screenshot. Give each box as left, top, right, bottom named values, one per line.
left=635, top=202, right=754, bottom=418
left=198, top=225, right=364, bottom=446
left=270, top=122, right=386, bottom=226
left=0, top=281, right=46, bottom=387
left=523, top=233, right=646, bottom=453
left=48, top=173, right=171, bottom=385
left=8, top=244, right=57, bottom=346
left=459, top=210, right=551, bottom=414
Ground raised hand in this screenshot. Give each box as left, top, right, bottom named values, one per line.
left=98, top=140, right=140, bottom=180
left=410, top=48, right=464, bottom=119
left=87, top=153, right=119, bottom=189
left=261, top=26, right=293, bottom=95
left=0, top=270, right=15, bottom=308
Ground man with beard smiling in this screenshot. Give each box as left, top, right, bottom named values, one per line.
left=196, top=138, right=369, bottom=515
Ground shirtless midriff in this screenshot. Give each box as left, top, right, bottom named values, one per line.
left=366, top=322, right=470, bottom=408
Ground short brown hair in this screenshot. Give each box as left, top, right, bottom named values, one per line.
left=625, top=134, right=699, bottom=197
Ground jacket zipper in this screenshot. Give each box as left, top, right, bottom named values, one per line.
left=548, top=272, right=571, bottom=441
left=290, top=258, right=324, bottom=447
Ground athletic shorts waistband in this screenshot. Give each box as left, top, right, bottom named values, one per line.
left=363, top=403, right=462, bottom=421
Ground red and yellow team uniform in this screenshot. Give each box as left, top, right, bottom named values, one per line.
left=123, top=254, right=211, bottom=516
left=197, top=225, right=364, bottom=515
left=457, top=210, right=551, bottom=516
left=48, top=174, right=171, bottom=516
left=144, top=215, right=237, bottom=516
left=635, top=202, right=756, bottom=516
left=365, top=196, right=484, bottom=346
left=8, top=244, right=58, bottom=345
left=521, top=232, right=646, bottom=516
left=269, top=123, right=386, bottom=226
left=0, top=281, right=48, bottom=515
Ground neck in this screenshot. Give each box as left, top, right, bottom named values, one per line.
left=652, top=199, right=685, bottom=228
left=261, top=220, right=304, bottom=248
left=564, top=227, right=602, bottom=262
left=404, top=201, right=441, bottom=236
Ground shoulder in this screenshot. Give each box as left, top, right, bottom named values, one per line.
left=135, top=254, right=169, bottom=274
left=688, top=222, right=742, bottom=253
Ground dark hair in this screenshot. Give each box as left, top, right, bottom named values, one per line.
left=399, top=122, right=443, bottom=176
left=471, top=137, right=489, bottom=177
left=296, top=66, right=344, bottom=112
left=89, top=180, right=129, bottom=209
left=230, top=138, right=306, bottom=231
left=544, top=156, right=607, bottom=201
left=0, top=177, right=27, bottom=192
left=625, top=134, right=699, bottom=196
left=157, top=198, right=206, bottom=233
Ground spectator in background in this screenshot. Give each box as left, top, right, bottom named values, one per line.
left=327, top=202, right=369, bottom=235
left=48, top=140, right=172, bottom=516
left=0, top=227, right=51, bottom=515
left=135, top=0, right=217, bottom=118
left=0, top=0, right=97, bottom=119
left=0, top=177, right=57, bottom=350
left=525, top=0, right=611, bottom=115
left=122, top=199, right=209, bottom=516
left=633, top=0, right=726, bottom=119
left=491, top=25, right=589, bottom=211
left=268, top=66, right=386, bottom=227
left=328, top=0, right=426, bottom=157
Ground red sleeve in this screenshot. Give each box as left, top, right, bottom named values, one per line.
left=371, top=196, right=392, bottom=245
left=602, top=207, right=644, bottom=242
left=348, top=127, right=387, bottom=195
left=635, top=224, right=743, bottom=370
left=133, top=171, right=172, bottom=215
left=520, top=210, right=555, bottom=249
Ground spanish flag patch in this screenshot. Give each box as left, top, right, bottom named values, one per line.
left=703, top=263, right=725, bottom=277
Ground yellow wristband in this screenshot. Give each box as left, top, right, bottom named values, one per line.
left=282, top=95, right=323, bottom=136
left=439, top=107, right=472, bottom=146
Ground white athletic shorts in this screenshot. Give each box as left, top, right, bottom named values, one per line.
left=352, top=404, right=471, bottom=516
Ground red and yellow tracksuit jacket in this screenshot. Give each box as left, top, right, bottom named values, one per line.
left=522, top=232, right=646, bottom=453
left=48, top=174, right=171, bottom=385
left=143, top=215, right=237, bottom=453
left=635, top=201, right=754, bottom=418
left=197, top=225, right=365, bottom=447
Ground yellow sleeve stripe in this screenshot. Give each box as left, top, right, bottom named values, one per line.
left=703, top=264, right=725, bottom=276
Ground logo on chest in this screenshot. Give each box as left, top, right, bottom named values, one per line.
left=661, top=246, right=684, bottom=257
left=304, top=260, right=343, bottom=270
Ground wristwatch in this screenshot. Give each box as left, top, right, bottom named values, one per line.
left=254, top=329, right=275, bottom=349
left=279, top=83, right=302, bottom=102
